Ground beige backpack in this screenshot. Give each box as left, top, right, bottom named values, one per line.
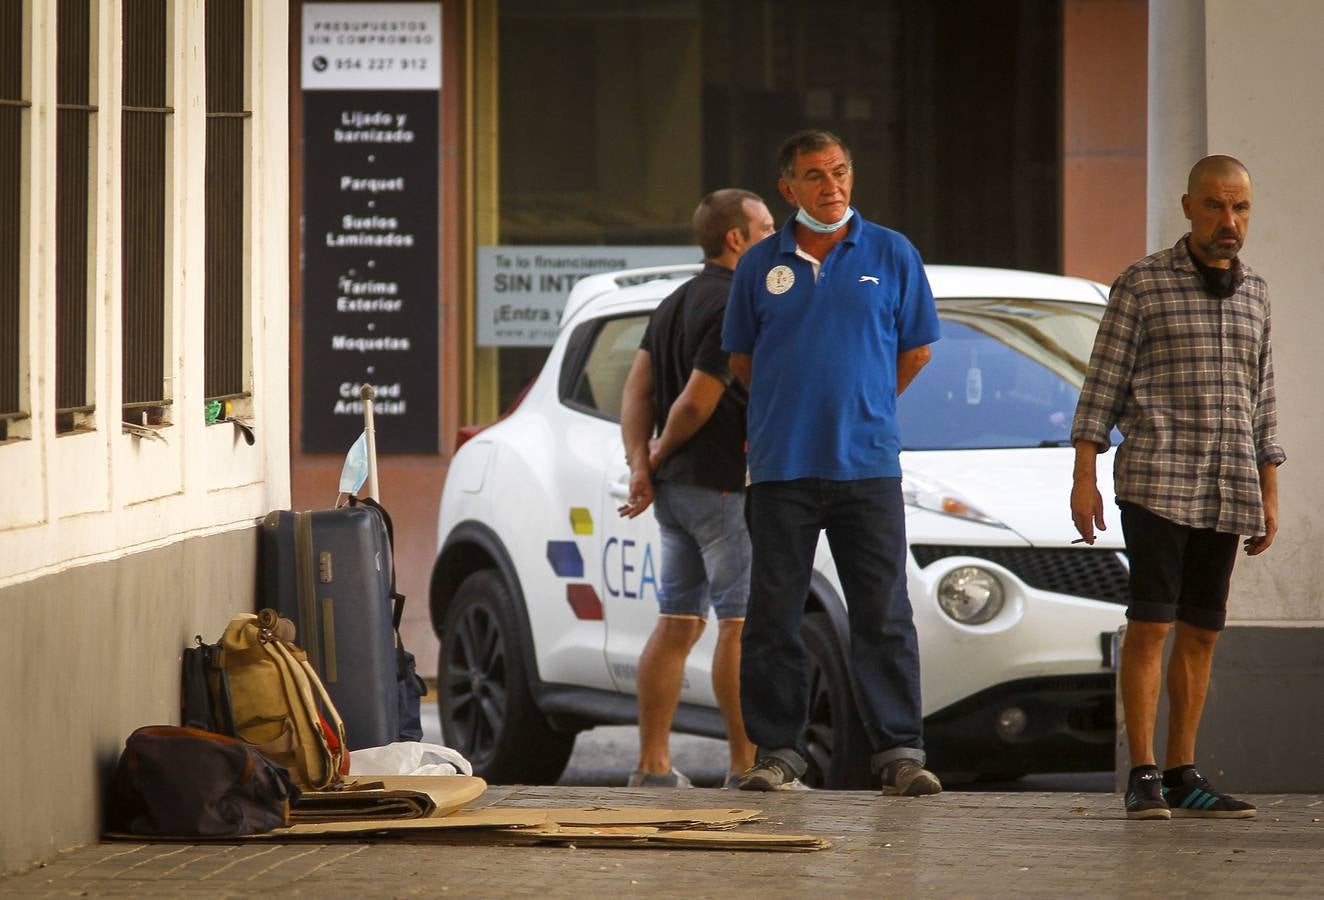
left=214, top=609, right=348, bottom=790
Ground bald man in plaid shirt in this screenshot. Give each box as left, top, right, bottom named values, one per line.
left=1070, top=155, right=1285, bottom=821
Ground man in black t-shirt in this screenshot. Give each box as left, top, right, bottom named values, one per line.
left=617, top=189, right=775, bottom=788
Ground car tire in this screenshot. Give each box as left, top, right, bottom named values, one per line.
left=438, top=569, right=576, bottom=784
left=801, top=611, right=875, bottom=790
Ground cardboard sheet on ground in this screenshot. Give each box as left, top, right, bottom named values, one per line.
left=427, top=824, right=830, bottom=851
left=267, top=809, right=550, bottom=837
left=266, top=805, right=762, bottom=837
left=514, top=807, right=763, bottom=829
left=105, top=786, right=825, bottom=851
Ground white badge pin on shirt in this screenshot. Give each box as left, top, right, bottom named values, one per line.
left=766, top=265, right=795, bottom=295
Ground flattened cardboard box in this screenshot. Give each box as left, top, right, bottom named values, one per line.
left=267, top=805, right=764, bottom=837
left=428, top=824, right=830, bottom=851
left=105, top=775, right=829, bottom=852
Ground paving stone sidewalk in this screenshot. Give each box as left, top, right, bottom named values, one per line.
left=3, top=787, right=1322, bottom=898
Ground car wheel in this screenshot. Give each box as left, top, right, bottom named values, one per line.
left=801, top=611, right=875, bottom=789
left=439, top=569, right=576, bottom=784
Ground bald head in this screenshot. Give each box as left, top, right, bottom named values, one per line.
left=1186, top=155, right=1250, bottom=196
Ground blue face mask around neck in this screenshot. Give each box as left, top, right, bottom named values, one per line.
left=795, top=205, right=854, bottom=234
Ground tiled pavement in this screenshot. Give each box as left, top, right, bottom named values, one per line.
left=3, top=787, right=1322, bottom=898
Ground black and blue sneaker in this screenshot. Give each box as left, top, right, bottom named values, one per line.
left=1162, top=766, right=1257, bottom=819
left=1125, top=766, right=1170, bottom=820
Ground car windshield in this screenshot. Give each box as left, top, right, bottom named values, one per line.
left=898, top=297, right=1120, bottom=450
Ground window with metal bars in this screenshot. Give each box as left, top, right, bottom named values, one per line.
left=121, top=0, right=171, bottom=426
left=205, top=0, right=249, bottom=405
left=56, top=0, right=96, bottom=435
left=0, top=1, right=30, bottom=443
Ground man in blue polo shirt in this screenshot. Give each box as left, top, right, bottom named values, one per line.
left=723, top=129, right=943, bottom=795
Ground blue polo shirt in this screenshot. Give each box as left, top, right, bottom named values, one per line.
left=722, top=210, right=940, bottom=483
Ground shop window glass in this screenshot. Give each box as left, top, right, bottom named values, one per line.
left=491, top=0, right=1061, bottom=411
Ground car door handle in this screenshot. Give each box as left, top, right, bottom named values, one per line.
left=608, top=477, right=630, bottom=500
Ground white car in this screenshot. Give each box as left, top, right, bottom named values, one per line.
left=430, top=264, right=1128, bottom=788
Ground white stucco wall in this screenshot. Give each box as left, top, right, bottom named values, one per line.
left=1149, top=0, right=1324, bottom=623
left=1, top=0, right=291, bottom=874
left=0, top=0, right=291, bottom=588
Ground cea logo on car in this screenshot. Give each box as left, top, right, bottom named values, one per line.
left=601, top=535, right=658, bottom=601
left=544, top=507, right=658, bottom=621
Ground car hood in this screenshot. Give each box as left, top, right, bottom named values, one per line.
left=901, top=448, right=1124, bottom=549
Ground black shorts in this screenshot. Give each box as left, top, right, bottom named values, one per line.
left=1119, top=502, right=1239, bottom=632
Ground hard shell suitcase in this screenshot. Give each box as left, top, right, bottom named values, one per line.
left=259, top=504, right=400, bottom=750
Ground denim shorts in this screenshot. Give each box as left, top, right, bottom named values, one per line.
left=652, top=480, right=751, bottom=620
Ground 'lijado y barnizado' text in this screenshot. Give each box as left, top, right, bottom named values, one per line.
left=334, top=111, right=415, bottom=144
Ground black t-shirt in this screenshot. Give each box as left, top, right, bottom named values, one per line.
left=639, top=263, right=748, bottom=492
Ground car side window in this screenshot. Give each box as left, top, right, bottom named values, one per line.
left=560, top=314, right=649, bottom=422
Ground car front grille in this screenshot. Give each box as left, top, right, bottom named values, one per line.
left=910, top=544, right=1130, bottom=605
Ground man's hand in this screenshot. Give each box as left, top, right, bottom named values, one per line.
left=1244, top=510, right=1276, bottom=555
left=647, top=437, right=663, bottom=471
left=617, top=466, right=654, bottom=518
left=1245, top=461, right=1280, bottom=555
left=1070, top=477, right=1106, bottom=544
left=1070, top=440, right=1106, bottom=544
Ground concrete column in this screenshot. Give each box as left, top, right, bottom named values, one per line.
left=1147, top=0, right=1324, bottom=623
left=1146, top=0, right=1206, bottom=252
left=1202, top=0, right=1324, bottom=624
left=1134, top=1, right=1324, bottom=791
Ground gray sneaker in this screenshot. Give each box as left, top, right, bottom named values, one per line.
left=736, top=758, right=810, bottom=792
left=880, top=759, right=942, bottom=796
left=627, top=768, right=692, bottom=788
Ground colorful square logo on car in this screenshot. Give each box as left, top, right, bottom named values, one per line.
left=570, top=507, right=594, bottom=535
left=545, top=540, right=584, bottom=578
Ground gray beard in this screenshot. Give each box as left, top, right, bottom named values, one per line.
left=1198, top=236, right=1241, bottom=261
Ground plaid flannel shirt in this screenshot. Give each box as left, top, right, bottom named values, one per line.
left=1071, top=236, right=1286, bottom=536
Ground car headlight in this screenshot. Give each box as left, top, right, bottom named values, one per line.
left=937, top=566, right=1005, bottom=624
left=901, top=473, right=1006, bottom=528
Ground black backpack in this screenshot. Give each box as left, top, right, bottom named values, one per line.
left=106, top=725, right=300, bottom=837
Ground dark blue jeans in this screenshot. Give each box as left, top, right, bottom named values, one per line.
left=742, top=477, right=925, bottom=775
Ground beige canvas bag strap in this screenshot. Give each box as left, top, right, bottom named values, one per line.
left=266, top=639, right=345, bottom=789
left=296, top=653, right=348, bottom=776
left=262, top=640, right=333, bottom=789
